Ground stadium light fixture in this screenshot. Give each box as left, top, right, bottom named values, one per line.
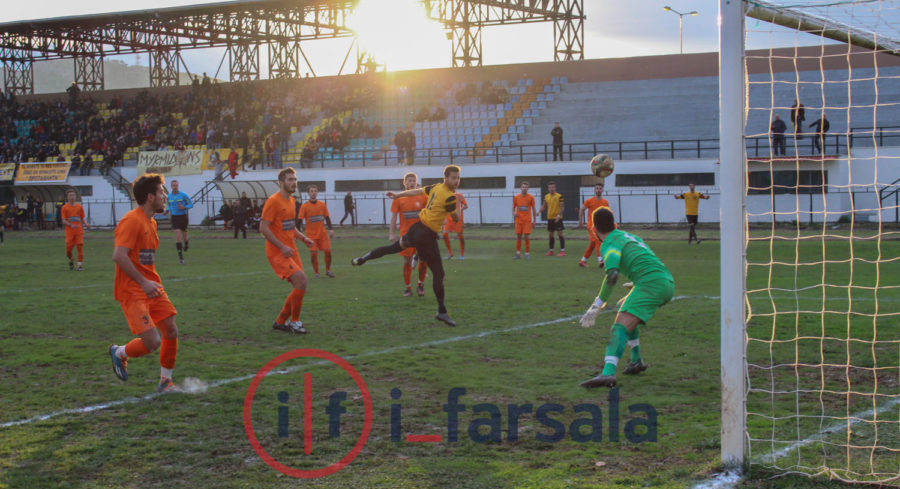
left=663, top=6, right=698, bottom=54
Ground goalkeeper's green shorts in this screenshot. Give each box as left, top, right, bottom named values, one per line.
left=620, top=276, right=674, bottom=324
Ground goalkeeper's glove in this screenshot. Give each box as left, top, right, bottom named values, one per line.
left=580, top=297, right=606, bottom=328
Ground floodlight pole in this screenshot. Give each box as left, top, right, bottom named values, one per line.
left=663, top=6, right=698, bottom=54
left=718, top=0, right=747, bottom=470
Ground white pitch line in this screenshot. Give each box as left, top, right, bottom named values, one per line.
left=755, top=396, right=900, bottom=464
left=0, top=294, right=708, bottom=429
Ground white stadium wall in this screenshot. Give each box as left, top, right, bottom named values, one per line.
left=69, top=151, right=898, bottom=227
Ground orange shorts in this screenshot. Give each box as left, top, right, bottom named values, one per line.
left=400, top=246, right=416, bottom=258
left=306, top=235, right=331, bottom=252
left=65, top=231, right=84, bottom=246
left=119, top=292, right=178, bottom=335
left=589, top=228, right=602, bottom=244
left=268, top=251, right=304, bottom=280
left=443, top=220, right=464, bottom=234
left=515, top=220, right=533, bottom=235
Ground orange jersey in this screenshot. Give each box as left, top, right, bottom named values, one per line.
left=583, top=197, right=610, bottom=230
left=61, top=203, right=85, bottom=234
left=513, top=193, right=536, bottom=222
left=298, top=200, right=330, bottom=239
left=444, top=193, right=467, bottom=224
left=392, top=194, right=428, bottom=235
left=113, top=208, right=162, bottom=302
left=261, top=192, right=298, bottom=257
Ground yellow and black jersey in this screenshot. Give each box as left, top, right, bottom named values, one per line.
left=419, top=183, right=458, bottom=233
left=544, top=192, right=564, bottom=220
left=681, top=191, right=702, bottom=216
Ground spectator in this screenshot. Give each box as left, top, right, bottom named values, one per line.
left=551, top=122, right=564, bottom=161
left=414, top=107, right=431, bottom=122
left=809, top=113, right=830, bottom=154
left=227, top=148, right=239, bottom=179
left=404, top=127, right=416, bottom=165
left=394, top=129, right=406, bottom=164
left=66, top=82, right=80, bottom=103
left=210, top=150, right=224, bottom=180
left=340, top=191, right=355, bottom=226
left=301, top=141, right=317, bottom=169
left=215, top=200, right=233, bottom=229
left=791, top=100, right=806, bottom=140
left=81, top=153, right=94, bottom=176
left=770, top=114, right=787, bottom=156
left=232, top=200, right=248, bottom=239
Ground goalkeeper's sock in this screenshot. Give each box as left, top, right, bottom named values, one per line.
left=559, top=236, right=565, bottom=251
left=549, top=237, right=555, bottom=251
left=627, top=325, right=641, bottom=363
left=601, top=323, right=628, bottom=376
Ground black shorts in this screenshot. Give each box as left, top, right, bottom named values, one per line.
left=686, top=215, right=698, bottom=225
left=171, top=214, right=189, bottom=231
left=547, top=219, right=565, bottom=232
left=403, top=221, right=442, bottom=269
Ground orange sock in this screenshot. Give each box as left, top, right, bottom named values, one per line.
left=325, top=251, right=332, bottom=272
left=77, top=244, right=84, bottom=262
left=276, top=292, right=292, bottom=324
left=418, top=262, right=428, bottom=282
left=443, top=234, right=452, bottom=255
left=458, top=236, right=465, bottom=256
left=525, top=238, right=530, bottom=252
left=403, top=263, right=412, bottom=286
left=290, top=288, right=305, bottom=322
left=124, top=337, right=152, bottom=358
left=311, top=252, right=319, bottom=274
left=516, top=239, right=522, bottom=252
left=583, top=241, right=595, bottom=260
left=159, top=337, right=177, bottom=369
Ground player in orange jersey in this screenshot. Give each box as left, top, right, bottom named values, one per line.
left=390, top=172, right=430, bottom=296
left=578, top=182, right=610, bottom=268
left=512, top=181, right=537, bottom=259
left=108, top=174, right=181, bottom=393
left=298, top=185, right=335, bottom=278
left=442, top=191, right=468, bottom=260
left=261, top=168, right=316, bottom=334
left=61, top=189, right=89, bottom=270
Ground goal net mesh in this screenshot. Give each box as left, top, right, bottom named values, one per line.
left=743, top=0, right=900, bottom=484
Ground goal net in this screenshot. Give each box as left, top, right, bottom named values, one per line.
left=730, top=0, right=900, bottom=484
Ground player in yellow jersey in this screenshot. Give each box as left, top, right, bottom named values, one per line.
left=538, top=181, right=565, bottom=256
left=674, top=183, right=710, bottom=244
left=352, top=165, right=462, bottom=326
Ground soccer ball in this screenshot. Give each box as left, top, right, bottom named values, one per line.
left=590, top=154, right=615, bottom=178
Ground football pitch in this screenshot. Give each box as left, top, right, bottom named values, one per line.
left=0, top=226, right=895, bottom=488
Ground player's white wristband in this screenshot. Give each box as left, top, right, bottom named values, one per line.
left=593, top=297, right=604, bottom=308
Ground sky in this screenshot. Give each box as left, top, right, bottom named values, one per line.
left=0, top=0, right=832, bottom=79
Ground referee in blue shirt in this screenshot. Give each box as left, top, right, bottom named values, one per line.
left=166, top=180, right=194, bottom=265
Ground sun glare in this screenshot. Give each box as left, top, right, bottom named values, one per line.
left=347, top=0, right=449, bottom=71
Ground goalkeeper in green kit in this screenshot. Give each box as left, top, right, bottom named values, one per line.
left=579, top=207, right=675, bottom=388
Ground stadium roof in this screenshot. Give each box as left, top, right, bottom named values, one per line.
left=0, top=0, right=349, bottom=31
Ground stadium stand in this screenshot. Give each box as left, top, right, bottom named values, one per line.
left=2, top=48, right=900, bottom=172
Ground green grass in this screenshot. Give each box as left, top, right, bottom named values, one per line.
left=0, top=226, right=896, bottom=488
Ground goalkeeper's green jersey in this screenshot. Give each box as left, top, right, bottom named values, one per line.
left=599, top=229, right=673, bottom=284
